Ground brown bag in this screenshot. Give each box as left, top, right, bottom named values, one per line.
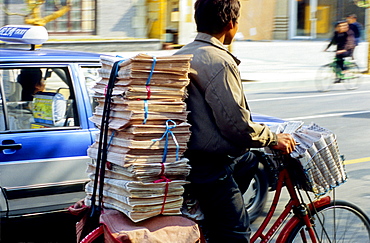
left=75, top=208, right=200, bottom=243
left=100, top=209, right=200, bottom=243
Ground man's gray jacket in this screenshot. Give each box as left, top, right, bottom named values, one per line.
left=175, top=33, right=278, bottom=157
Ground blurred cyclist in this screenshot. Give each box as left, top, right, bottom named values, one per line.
left=324, top=21, right=355, bottom=78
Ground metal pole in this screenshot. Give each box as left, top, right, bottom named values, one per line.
left=4, top=0, right=9, bottom=25
left=366, top=7, right=370, bottom=73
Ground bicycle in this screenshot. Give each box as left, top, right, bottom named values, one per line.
left=78, top=112, right=370, bottom=243
left=255, top=151, right=370, bottom=242
left=78, top=148, right=370, bottom=243
left=315, top=56, right=362, bottom=92
left=196, top=150, right=370, bottom=243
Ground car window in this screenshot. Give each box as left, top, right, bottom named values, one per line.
left=0, top=67, right=79, bottom=131
left=81, top=66, right=100, bottom=112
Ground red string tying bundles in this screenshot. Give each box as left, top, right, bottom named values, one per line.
left=104, top=84, right=108, bottom=96
left=106, top=161, right=112, bottom=170
left=144, top=56, right=156, bottom=100
left=146, top=85, right=151, bottom=100
left=153, top=163, right=172, bottom=214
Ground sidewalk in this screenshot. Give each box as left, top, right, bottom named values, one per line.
left=234, top=40, right=369, bottom=91
left=109, top=40, right=369, bottom=91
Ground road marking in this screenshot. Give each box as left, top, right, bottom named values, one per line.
left=248, top=90, right=370, bottom=102
left=344, top=157, right=370, bottom=165
left=247, top=89, right=370, bottom=166
left=284, top=110, right=370, bottom=121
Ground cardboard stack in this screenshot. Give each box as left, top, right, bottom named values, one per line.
left=85, top=53, right=193, bottom=222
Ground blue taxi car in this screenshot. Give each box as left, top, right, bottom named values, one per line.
left=0, top=25, right=102, bottom=228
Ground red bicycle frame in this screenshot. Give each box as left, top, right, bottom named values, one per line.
left=250, top=167, right=331, bottom=243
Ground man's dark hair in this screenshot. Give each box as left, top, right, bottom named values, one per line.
left=347, top=14, right=357, bottom=19
left=17, top=68, right=43, bottom=101
left=194, top=0, right=240, bottom=34
left=335, top=20, right=347, bottom=27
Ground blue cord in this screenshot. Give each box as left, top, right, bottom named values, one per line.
left=146, top=56, right=157, bottom=86
left=152, top=120, right=180, bottom=162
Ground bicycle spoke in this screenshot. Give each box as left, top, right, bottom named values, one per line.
left=287, top=201, right=370, bottom=242
left=250, top=150, right=369, bottom=243
left=315, top=65, right=335, bottom=92
left=342, top=62, right=362, bottom=90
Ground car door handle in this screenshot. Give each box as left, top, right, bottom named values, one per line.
left=0, top=144, right=22, bottom=151
left=1, top=140, right=22, bottom=154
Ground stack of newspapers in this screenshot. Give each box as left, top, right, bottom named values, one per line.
left=268, top=121, right=346, bottom=196
left=85, top=53, right=193, bottom=222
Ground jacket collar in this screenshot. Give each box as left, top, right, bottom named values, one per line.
left=194, top=32, right=241, bottom=65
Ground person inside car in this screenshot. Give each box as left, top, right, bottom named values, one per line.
left=17, top=68, right=45, bottom=102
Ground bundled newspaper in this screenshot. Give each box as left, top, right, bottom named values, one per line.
left=90, top=54, right=191, bottom=129
left=268, top=121, right=346, bottom=196
left=87, top=123, right=191, bottom=166
left=85, top=53, right=193, bottom=222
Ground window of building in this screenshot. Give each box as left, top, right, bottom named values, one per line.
left=44, top=0, right=96, bottom=34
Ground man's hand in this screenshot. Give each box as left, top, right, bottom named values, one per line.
left=336, top=50, right=346, bottom=54
left=270, top=133, right=296, bottom=154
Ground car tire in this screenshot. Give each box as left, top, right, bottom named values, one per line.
left=243, top=162, right=269, bottom=223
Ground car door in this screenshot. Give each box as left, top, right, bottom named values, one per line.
left=0, top=64, right=100, bottom=218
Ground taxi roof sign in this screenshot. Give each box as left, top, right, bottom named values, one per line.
left=0, top=25, right=48, bottom=45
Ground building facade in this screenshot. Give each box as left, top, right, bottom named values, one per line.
left=273, top=0, right=366, bottom=40
left=0, top=0, right=366, bottom=44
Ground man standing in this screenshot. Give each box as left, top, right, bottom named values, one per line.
left=346, top=14, right=363, bottom=46
left=175, top=0, right=296, bottom=242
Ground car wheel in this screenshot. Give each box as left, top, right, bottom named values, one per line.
left=243, top=162, right=268, bottom=223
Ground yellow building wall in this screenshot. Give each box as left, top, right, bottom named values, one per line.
left=147, top=0, right=167, bottom=40
left=304, top=5, right=331, bottom=34
left=239, top=0, right=276, bottom=40
left=178, top=0, right=196, bottom=45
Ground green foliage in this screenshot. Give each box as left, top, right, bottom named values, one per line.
left=354, top=0, right=370, bottom=8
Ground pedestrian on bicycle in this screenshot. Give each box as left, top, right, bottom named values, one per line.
left=175, top=0, right=296, bottom=242
left=324, top=21, right=355, bottom=76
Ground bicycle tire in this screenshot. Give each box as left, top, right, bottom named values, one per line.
left=342, top=62, right=362, bottom=90
left=315, top=64, right=336, bottom=92
left=286, top=200, right=370, bottom=242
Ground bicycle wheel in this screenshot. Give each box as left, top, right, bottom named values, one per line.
left=286, top=200, right=370, bottom=242
left=315, top=64, right=336, bottom=92
left=342, top=62, right=362, bottom=90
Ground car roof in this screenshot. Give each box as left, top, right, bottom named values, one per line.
left=0, top=47, right=102, bottom=63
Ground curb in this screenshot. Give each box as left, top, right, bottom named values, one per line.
left=242, top=74, right=370, bottom=91
left=0, top=39, right=163, bottom=52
